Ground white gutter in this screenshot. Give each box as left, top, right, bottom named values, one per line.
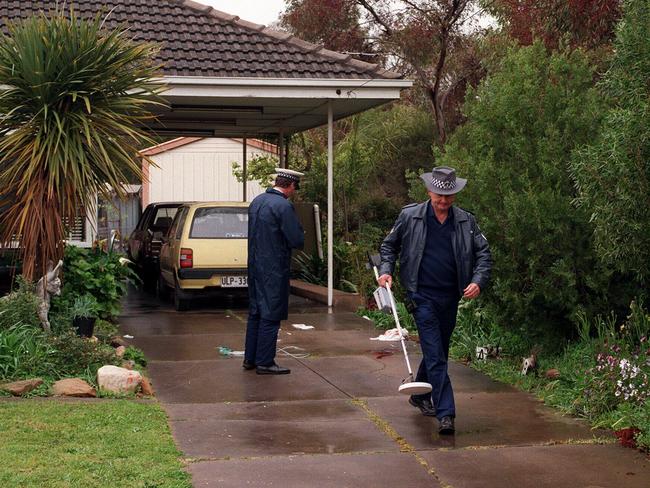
left=160, top=76, right=413, bottom=89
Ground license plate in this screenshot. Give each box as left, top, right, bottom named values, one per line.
left=221, top=275, right=248, bottom=288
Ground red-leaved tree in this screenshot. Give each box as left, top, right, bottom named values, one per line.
left=488, top=0, right=621, bottom=50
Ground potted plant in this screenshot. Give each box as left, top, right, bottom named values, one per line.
left=71, top=294, right=99, bottom=338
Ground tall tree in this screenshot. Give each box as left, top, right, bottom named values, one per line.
left=0, top=9, right=163, bottom=280
left=355, top=0, right=481, bottom=147
left=281, top=0, right=483, bottom=147
left=281, top=0, right=373, bottom=59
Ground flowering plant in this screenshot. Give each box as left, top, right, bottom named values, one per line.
left=581, top=339, right=650, bottom=417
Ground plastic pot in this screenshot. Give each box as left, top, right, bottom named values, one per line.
left=73, top=317, right=96, bottom=338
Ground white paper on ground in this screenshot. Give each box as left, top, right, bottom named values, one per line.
left=292, top=323, right=315, bottom=330
left=123, top=334, right=134, bottom=339
left=370, top=328, right=408, bottom=341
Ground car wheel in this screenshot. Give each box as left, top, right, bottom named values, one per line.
left=157, top=273, right=170, bottom=301
left=142, top=268, right=158, bottom=292
left=174, top=280, right=191, bottom=312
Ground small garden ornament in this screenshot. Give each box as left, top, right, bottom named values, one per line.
left=35, top=260, right=63, bottom=332
left=521, top=353, right=537, bottom=375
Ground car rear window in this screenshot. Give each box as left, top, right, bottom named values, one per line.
left=151, top=207, right=178, bottom=231
left=190, top=207, right=248, bottom=239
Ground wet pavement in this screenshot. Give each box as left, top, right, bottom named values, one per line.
left=120, top=288, right=649, bottom=487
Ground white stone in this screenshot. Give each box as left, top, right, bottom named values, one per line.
left=97, top=365, right=142, bottom=394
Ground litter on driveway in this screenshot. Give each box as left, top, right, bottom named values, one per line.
left=370, top=328, right=408, bottom=341
left=218, top=346, right=245, bottom=357
left=292, top=323, right=315, bottom=330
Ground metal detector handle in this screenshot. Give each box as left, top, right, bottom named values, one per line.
left=385, top=282, right=413, bottom=377
left=372, top=266, right=380, bottom=282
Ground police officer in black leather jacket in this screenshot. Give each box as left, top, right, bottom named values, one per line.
left=379, top=166, right=491, bottom=435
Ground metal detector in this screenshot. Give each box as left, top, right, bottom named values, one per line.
left=368, top=254, right=432, bottom=396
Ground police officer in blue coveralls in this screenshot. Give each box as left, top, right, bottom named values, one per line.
left=378, top=166, right=491, bottom=435
left=243, top=168, right=305, bottom=375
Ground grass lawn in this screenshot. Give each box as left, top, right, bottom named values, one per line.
left=0, top=399, right=192, bottom=488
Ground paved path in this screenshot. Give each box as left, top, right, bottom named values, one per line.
left=120, top=290, right=648, bottom=487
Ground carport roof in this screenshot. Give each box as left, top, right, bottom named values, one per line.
left=0, top=0, right=400, bottom=80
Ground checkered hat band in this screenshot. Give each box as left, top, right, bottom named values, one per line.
left=277, top=172, right=300, bottom=181
left=431, top=178, right=456, bottom=190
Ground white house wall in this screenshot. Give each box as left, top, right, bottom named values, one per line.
left=146, top=138, right=269, bottom=205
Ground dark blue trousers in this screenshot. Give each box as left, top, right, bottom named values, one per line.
left=244, top=313, right=281, bottom=367
left=408, top=291, right=460, bottom=420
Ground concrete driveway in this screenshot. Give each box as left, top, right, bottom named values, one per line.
left=120, top=289, right=648, bottom=487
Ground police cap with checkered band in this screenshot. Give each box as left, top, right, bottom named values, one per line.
left=275, top=168, right=304, bottom=189
left=420, top=166, right=467, bottom=195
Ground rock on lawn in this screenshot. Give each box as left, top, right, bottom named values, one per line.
left=97, top=365, right=142, bottom=394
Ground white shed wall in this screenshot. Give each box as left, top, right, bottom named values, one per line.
left=147, top=138, right=269, bottom=204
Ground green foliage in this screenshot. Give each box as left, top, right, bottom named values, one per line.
left=294, top=251, right=327, bottom=286
left=299, top=105, right=431, bottom=236
left=93, top=318, right=119, bottom=340
left=439, top=42, right=614, bottom=338
left=405, top=168, right=428, bottom=202
left=53, top=245, right=137, bottom=320
left=0, top=324, right=55, bottom=379
left=231, top=154, right=278, bottom=187
left=570, top=0, right=650, bottom=287
left=454, top=301, right=650, bottom=450
left=0, top=278, right=40, bottom=331
left=0, top=7, right=163, bottom=280
left=0, top=275, right=121, bottom=382
left=70, top=294, right=99, bottom=319
left=122, top=346, right=147, bottom=368
left=358, top=301, right=417, bottom=334
left=0, top=323, right=118, bottom=382
left=44, top=330, right=118, bottom=380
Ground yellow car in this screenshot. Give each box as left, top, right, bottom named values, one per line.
left=158, top=202, right=249, bottom=311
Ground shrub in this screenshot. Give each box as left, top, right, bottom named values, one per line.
left=123, top=346, right=147, bottom=368
left=53, top=245, right=137, bottom=320
left=437, top=42, right=616, bottom=339
left=45, top=330, right=118, bottom=379
left=0, top=278, right=41, bottom=331
left=570, top=0, right=650, bottom=287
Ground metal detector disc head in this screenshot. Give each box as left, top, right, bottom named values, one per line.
left=398, top=381, right=433, bottom=396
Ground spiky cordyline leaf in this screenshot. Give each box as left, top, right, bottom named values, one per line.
left=0, top=7, right=166, bottom=280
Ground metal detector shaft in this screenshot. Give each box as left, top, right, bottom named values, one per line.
left=385, top=282, right=413, bottom=377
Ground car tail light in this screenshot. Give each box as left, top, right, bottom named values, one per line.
left=180, top=248, right=193, bottom=268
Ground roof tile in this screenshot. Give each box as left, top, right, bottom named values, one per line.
left=0, top=0, right=402, bottom=79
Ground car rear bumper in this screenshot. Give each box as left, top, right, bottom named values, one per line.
left=177, top=267, right=247, bottom=290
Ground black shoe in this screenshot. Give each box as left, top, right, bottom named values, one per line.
left=438, top=416, right=455, bottom=435
left=409, top=396, right=437, bottom=417
left=256, top=363, right=291, bottom=375
left=242, top=360, right=256, bottom=370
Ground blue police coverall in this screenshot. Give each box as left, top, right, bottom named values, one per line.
left=245, top=188, right=304, bottom=366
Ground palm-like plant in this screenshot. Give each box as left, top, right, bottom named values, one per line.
left=0, top=8, right=164, bottom=280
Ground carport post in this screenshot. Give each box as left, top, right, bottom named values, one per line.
left=242, top=136, right=247, bottom=202
left=327, top=101, right=333, bottom=308
left=279, top=129, right=285, bottom=168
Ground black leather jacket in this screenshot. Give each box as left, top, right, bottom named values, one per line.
left=379, top=203, right=492, bottom=295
